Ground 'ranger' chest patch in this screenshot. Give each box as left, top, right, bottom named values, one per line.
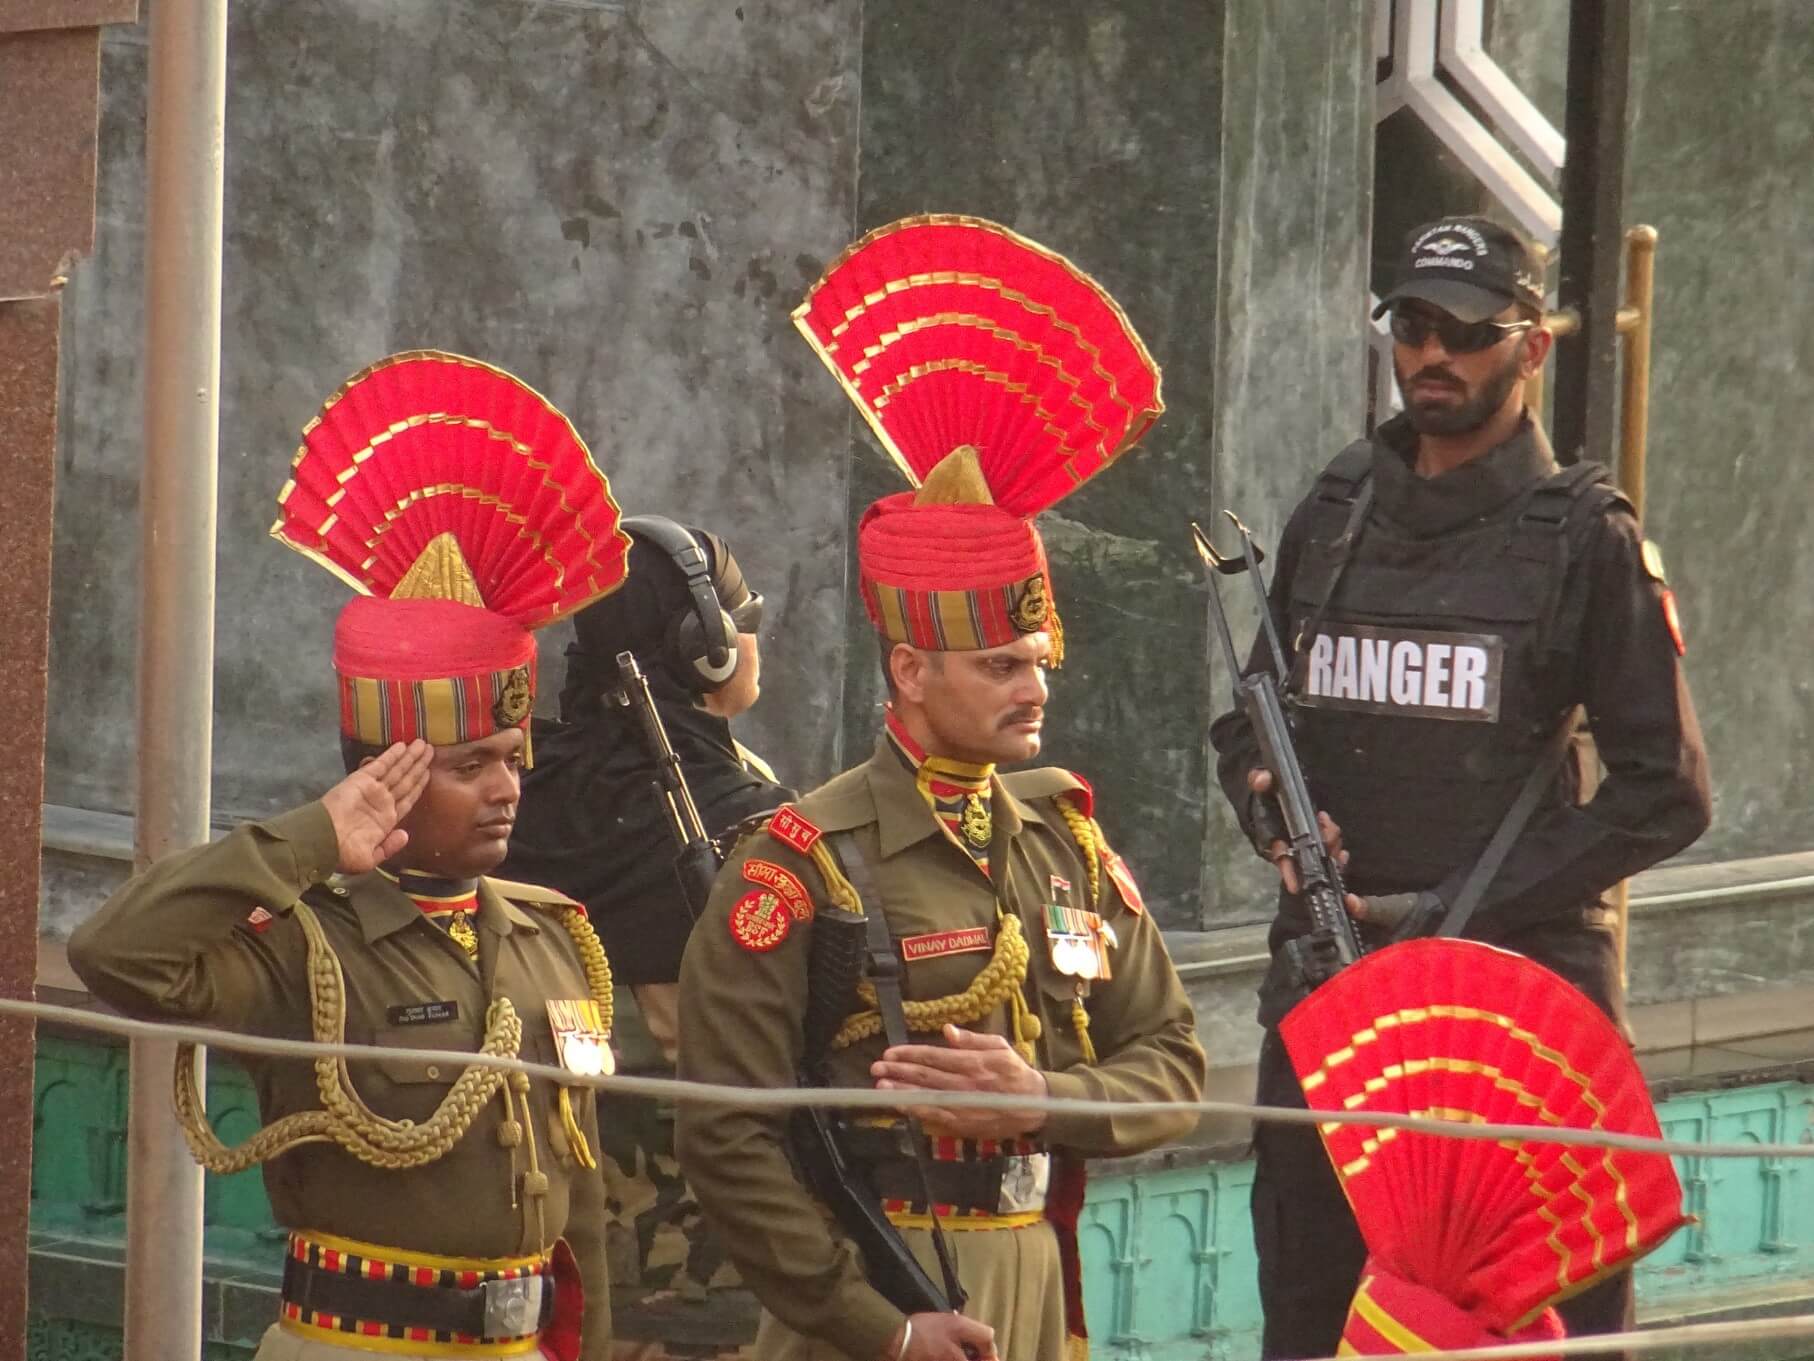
left=1298, top=625, right=1504, bottom=722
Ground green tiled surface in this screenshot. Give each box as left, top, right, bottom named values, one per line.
left=26, top=1032, right=1814, bottom=1359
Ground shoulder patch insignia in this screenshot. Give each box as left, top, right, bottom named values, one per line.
left=729, top=889, right=793, bottom=952
left=742, top=858, right=813, bottom=921
left=1641, top=541, right=1686, bottom=654
left=1101, top=848, right=1146, bottom=916
left=767, top=805, right=823, bottom=856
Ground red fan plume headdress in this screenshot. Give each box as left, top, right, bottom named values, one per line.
left=272, top=350, right=630, bottom=757
left=794, top=214, right=1164, bottom=664
left=1281, top=939, right=1689, bottom=1358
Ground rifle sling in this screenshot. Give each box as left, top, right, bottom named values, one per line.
left=1437, top=708, right=1579, bottom=938
left=1287, top=478, right=1374, bottom=691
left=828, top=832, right=970, bottom=1316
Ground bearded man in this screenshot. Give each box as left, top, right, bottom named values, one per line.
left=1209, top=216, right=1711, bottom=1358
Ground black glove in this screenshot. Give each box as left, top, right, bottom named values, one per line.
left=1244, top=788, right=1288, bottom=862
left=1357, top=891, right=1445, bottom=947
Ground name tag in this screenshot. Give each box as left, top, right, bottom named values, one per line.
left=900, top=926, right=993, bottom=963
left=1298, top=625, right=1503, bottom=722
left=386, top=1000, right=460, bottom=1027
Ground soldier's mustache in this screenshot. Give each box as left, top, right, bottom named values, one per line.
left=999, top=707, right=1043, bottom=729
left=1409, top=366, right=1463, bottom=392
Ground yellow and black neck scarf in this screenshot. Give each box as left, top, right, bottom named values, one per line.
left=884, top=708, right=995, bottom=876
left=383, top=869, right=481, bottom=960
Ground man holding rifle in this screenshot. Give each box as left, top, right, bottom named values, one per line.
left=676, top=216, right=1206, bottom=1361
left=1209, top=216, right=1712, bottom=1359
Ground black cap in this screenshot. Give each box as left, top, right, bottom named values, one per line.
left=1372, top=217, right=1547, bottom=324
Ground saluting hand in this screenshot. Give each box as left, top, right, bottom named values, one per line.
left=321, top=740, right=433, bottom=874
left=872, top=1024, right=1047, bottom=1139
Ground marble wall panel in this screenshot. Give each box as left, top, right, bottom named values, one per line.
left=1203, top=0, right=1376, bottom=924
left=852, top=0, right=1224, bottom=927
left=1485, top=0, right=1814, bottom=869
left=46, top=0, right=863, bottom=821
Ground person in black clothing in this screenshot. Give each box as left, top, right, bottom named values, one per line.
left=502, top=519, right=794, bottom=1063
left=501, top=519, right=792, bottom=1347
left=1210, top=217, right=1712, bottom=1361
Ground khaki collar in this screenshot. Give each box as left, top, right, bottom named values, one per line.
left=348, top=872, right=539, bottom=945
left=865, top=732, right=1040, bottom=860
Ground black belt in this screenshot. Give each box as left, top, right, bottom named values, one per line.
left=282, top=1256, right=555, bottom=1339
left=865, top=1157, right=1013, bottom=1211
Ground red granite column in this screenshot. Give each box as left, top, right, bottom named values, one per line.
left=0, top=4, right=138, bottom=1355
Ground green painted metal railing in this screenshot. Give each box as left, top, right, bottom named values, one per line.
left=26, top=1032, right=1814, bottom=1358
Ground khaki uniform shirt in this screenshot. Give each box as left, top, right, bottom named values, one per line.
left=675, top=737, right=1206, bottom=1360
left=67, top=802, right=612, bottom=1361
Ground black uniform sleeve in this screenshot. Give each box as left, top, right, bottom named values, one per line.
left=1209, top=494, right=1318, bottom=850
left=1434, top=507, right=1712, bottom=931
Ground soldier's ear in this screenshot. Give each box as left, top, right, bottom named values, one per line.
left=1520, top=323, right=1553, bottom=378
left=892, top=644, right=932, bottom=705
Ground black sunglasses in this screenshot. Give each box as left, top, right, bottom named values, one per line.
left=1389, top=309, right=1535, bottom=354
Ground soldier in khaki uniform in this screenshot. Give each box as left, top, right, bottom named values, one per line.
left=68, top=351, right=635, bottom=1361
left=676, top=218, right=1208, bottom=1361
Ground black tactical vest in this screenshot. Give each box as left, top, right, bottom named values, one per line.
left=1284, top=440, right=1628, bottom=894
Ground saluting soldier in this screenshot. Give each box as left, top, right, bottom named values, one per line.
left=69, top=352, right=634, bottom=1361
left=675, top=217, right=1208, bottom=1361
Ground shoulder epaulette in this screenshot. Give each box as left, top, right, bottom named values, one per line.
left=998, top=765, right=1091, bottom=815
left=483, top=876, right=583, bottom=910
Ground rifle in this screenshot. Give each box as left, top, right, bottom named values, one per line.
left=786, top=905, right=968, bottom=1324
left=611, top=650, right=720, bottom=922
left=1192, top=513, right=1364, bottom=999
left=608, top=657, right=969, bottom=1329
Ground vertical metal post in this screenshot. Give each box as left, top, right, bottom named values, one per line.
left=1550, top=0, right=1632, bottom=465
left=133, top=0, right=227, bottom=1355
left=1608, top=224, right=1659, bottom=989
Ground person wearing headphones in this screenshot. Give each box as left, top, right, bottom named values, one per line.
left=501, top=516, right=793, bottom=1062
left=498, top=518, right=791, bottom=1353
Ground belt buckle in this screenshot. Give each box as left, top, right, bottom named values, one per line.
left=997, top=1152, right=1050, bottom=1214
left=481, top=1275, right=544, bottom=1339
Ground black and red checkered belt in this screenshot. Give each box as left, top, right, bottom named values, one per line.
left=279, top=1231, right=553, bottom=1354
left=844, top=1125, right=1051, bottom=1219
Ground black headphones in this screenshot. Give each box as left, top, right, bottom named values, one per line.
left=621, top=515, right=740, bottom=693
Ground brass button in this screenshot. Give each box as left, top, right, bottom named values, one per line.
left=425, top=1064, right=441, bottom=1080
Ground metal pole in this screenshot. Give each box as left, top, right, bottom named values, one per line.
left=1616, top=226, right=1658, bottom=514
left=1550, top=0, right=1632, bottom=467
left=1608, top=224, right=1659, bottom=991
left=133, top=0, right=227, bottom=1356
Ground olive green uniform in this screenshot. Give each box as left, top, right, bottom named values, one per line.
left=67, top=802, right=613, bottom=1361
left=675, top=737, right=1207, bottom=1361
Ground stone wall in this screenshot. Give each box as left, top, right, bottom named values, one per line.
left=50, top=0, right=1316, bottom=932
left=47, top=0, right=1802, bottom=940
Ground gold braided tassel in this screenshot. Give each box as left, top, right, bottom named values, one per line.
left=832, top=911, right=1038, bottom=1056
left=1055, top=795, right=1101, bottom=905
left=1071, top=997, right=1097, bottom=1065
left=556, top=905, right=615, bottom=1035
left=173, top=901, right=522, bottom=1175
left=558, top=1088, right=597, bottom=1170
